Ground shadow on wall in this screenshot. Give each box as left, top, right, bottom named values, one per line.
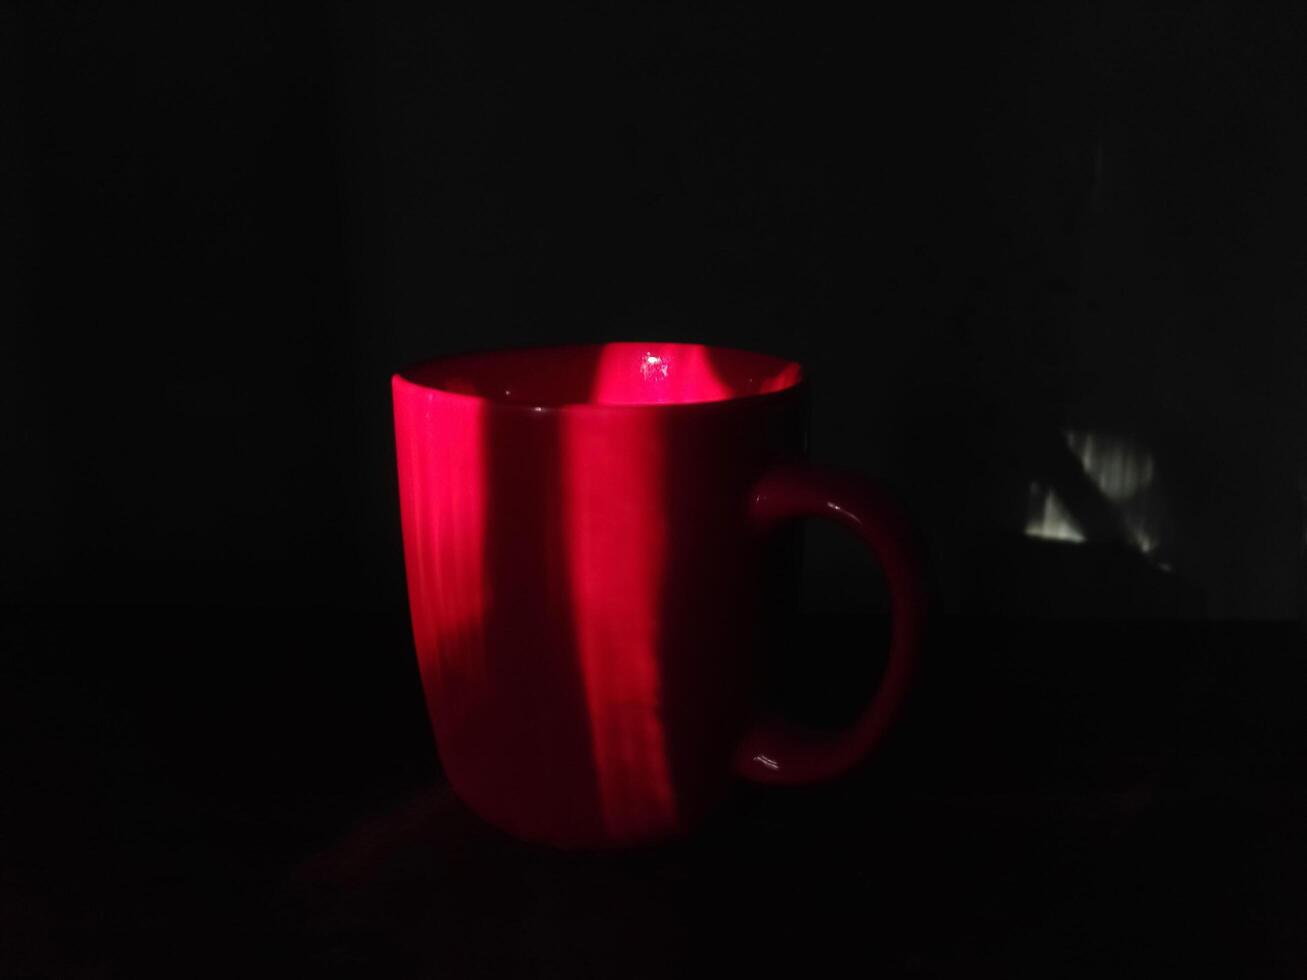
left=984, top=426, right=1204, bottom=619
left=882, top=341, right=1209, bottom=621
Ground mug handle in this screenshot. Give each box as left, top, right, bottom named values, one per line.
left=734, top=463, right=928, bottom=784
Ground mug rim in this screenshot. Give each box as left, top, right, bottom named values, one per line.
left=392, top=341, right=808, bottom=414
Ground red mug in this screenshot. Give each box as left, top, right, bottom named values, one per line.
left=393, top=342, right=926, bottom=848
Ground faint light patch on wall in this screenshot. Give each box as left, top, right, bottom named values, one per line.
left=1025, top=429, right=1168, bottom=566
left=1025, top=482, right=1087, bottom=544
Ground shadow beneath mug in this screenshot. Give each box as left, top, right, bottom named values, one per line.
left=278, top=615, right=1307, bottom=977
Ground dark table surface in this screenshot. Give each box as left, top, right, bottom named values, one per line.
left=3, top=606, right=1305, bottom=977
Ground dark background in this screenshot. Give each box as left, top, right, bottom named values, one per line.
left=6, top=2, right=1307, bottom=620
left=6, top=5, right=1307, bottom=975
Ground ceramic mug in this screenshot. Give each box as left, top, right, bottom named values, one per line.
left=393, top=342, right=926, bottom=847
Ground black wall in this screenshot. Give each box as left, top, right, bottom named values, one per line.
left=6, top=3, right=1306, bottom=618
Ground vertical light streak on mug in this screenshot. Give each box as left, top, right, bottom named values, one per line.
left=394, top=385, right=488, bottom=743
left=564, top=346, right=677, bottom=837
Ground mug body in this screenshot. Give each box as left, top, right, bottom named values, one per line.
left=393, top=343, right=806, bottom=847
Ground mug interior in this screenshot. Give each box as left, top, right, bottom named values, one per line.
left=399, top=342, right=803, bottom=407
